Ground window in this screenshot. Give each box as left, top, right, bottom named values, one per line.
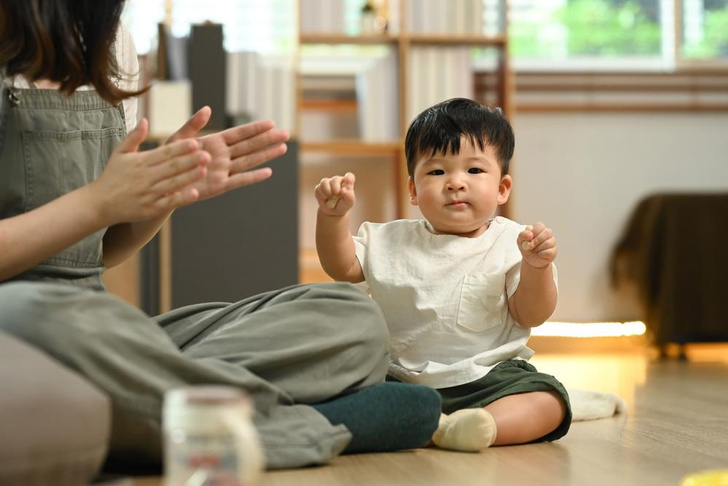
left=509, top=0, right=669, bottom=69
left=121, top=1, right=165, bottom=55
left=680, top=0, right=728, bottom=61
left=122, top=0, right=295, bottom=54
left=122, top=1, right=728, bottom=70
left=509, top=0, right=728, bottom=70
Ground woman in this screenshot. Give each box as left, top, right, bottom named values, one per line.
left=0, top=0, right=440, bottom=475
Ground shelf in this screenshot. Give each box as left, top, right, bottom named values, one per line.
left=404, top=34, right=507, bottom=47
left=299, top=33, right=507, bottom=47
left=297, top=1, right=512, bottom=220
left=300, top=99, right=358, bottom=111
left=300, top=34, right=400, bottom=45
left=301, top=140, right=402, bottom=156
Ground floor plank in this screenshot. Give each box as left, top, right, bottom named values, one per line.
left=134, top=347, right=728, bottom=486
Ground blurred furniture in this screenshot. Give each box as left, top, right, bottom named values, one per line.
left=189, top=23, right=227, bottom=131
left=611, top=193, right=728, bottom=357
left=0, top=332, right=110, bottom=485
left=141, top=142, right=300, bottom=313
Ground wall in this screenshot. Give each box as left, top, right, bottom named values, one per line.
left=510, top=112, right=728, bottom=322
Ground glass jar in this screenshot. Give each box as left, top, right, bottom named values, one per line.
left=163, top=386, right=264, bottom=486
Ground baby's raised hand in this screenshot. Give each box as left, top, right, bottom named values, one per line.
left=517, top=222, right=557, bottom=269
left=315, top=172, right=356, bottom=216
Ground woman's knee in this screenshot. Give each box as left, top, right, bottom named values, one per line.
left=0, top=282, right=109, bottom=352
left=0, top=283, right=56, bottom=341
left=331, top=282, right=389, bottom=349
left=309, top=282, right=388, bottom=343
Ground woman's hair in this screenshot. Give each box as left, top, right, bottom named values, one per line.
left=0, top=0, right=146, bottom=105
left=404, top=98, right=515, bottom=177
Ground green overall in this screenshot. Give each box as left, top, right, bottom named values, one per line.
left=0, top=81, right=391, bottom=469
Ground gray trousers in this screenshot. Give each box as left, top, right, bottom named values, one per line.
left=0, top=281, right=389, bottom=469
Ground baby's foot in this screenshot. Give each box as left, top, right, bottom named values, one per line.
left=432, top=409, right=497, bottom=452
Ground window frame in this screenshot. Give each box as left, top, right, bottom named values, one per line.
left=508, top=0, right=728, bottom=74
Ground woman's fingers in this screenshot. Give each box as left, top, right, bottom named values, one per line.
left=145, top=149, right=209, bottom=187
left=230, top=142, right=288, bottom=173
left=220, top=119, right=277, bottom=145
left=116, top=118, right=149, bottom=153
left=224, top=167, right=274, bottom=191
left=228, top=128, right=290, bottom=161
left=154, top=187, right=201, bottom=213
left=167, top=106, right=212, bottom=143
left=146, top=138, right=203, bottom=167
left=151, top=161, right=208, bottom=196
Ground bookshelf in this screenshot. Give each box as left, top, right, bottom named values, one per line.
left=296, top=0, right=512, bottom=221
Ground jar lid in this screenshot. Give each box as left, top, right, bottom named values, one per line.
left=167, top=386, right=250, bottom=405
left=163, top=386, right=253, bottom=430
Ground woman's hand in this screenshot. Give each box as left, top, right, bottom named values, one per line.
left=91, top=118, right=210, bottom=226
left=167, top=107, right=290, bottom=201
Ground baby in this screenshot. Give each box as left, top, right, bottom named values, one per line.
left=314, top=98, right=571, bottom=451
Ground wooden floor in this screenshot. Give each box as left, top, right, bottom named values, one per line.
left=135, top=344, right=728, bottom=486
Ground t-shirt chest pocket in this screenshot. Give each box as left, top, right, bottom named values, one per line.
left=456, top=272, right=506, bottom=332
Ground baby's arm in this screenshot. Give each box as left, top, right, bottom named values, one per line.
left=314, top=172, right=365, bottom=283
left=508, top=222, right=558, bottom=327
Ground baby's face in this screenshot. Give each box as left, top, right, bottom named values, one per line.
left=408, top=137, right=511, bottom=237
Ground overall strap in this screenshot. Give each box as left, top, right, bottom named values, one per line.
left=0, top=79, right=126, bottom=290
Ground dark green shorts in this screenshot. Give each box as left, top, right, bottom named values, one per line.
left=390, top=359, right=572, bottom=443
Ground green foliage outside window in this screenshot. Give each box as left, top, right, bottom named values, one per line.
left=509, top=15, right=566, bottom=59
left=556, top=0, right=660, bottom=56
left=511, top=0, right=728, bottom=61
left=511, top=0, right=661, bottom=59
left=682, top=5, right=728, bottom=59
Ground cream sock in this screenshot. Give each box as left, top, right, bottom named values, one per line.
left=431, top=409, right=497, bottom=452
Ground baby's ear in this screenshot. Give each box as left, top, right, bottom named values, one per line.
left=498, top=175, right=512, bottom=205
left=408, top=177, right=418, bottom=206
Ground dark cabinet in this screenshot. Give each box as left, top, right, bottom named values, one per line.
left=141, top=142, right=299, bottom=313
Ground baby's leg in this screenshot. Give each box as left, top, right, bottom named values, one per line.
left=432, top=390, right=567, bottom=451
left=431, top=409, right=497, bottom=452
left=485, top=390, right=566, bottom=445
left=432, top=360, right=570, bottom=451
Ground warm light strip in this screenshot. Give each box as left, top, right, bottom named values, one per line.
left=531, top=321, right=647, bottom=338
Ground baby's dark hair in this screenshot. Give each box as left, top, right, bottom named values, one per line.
left=404, top=98, right=515, bottom=177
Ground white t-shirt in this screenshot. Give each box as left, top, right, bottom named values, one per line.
left=353, top=216, right=557, bottom=389
left=9, top=25, right=139, bottom=134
